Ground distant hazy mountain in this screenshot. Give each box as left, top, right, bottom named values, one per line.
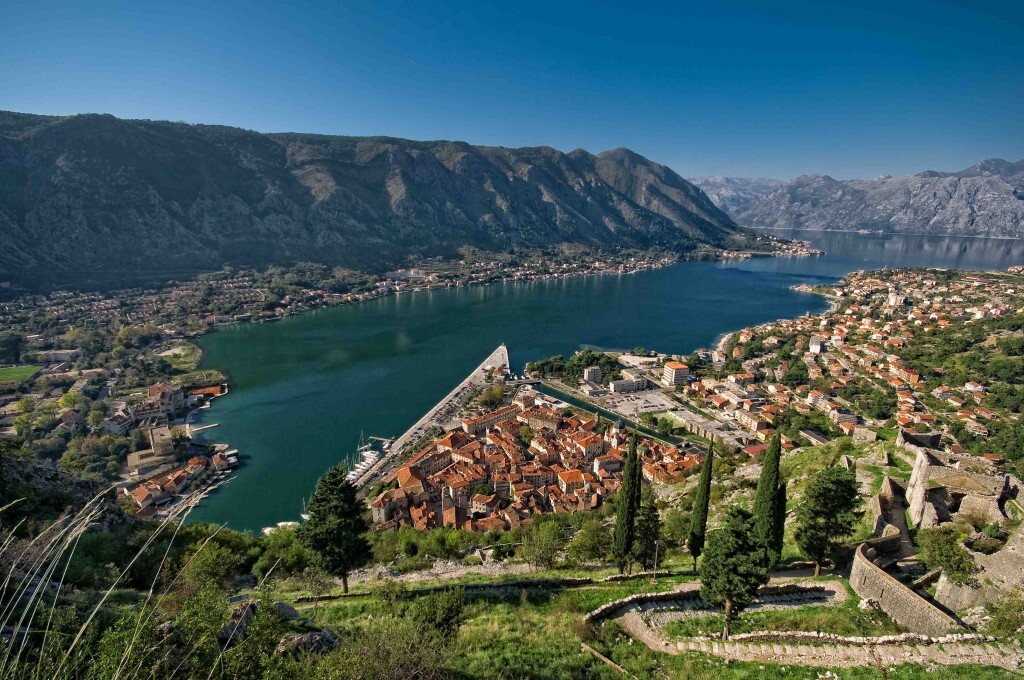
left=687, top=176, right=782, bottom=214
left=0, top=111, right=759, bottom=289
left=733, top=159, right=1024, bottom=237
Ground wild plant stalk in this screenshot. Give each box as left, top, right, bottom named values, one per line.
left=56, top=484, right=224, bottom=678
left=1, top=478, right=241, bottom=680
left=0, top=492, right=107, bottom=673
left=113, top=480, right=235, bottom=680
left=4, top=503, right=105, bottom=658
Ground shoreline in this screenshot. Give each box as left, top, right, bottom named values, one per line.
left=182, top=244, right=821, bottom=520
left=748, top=225, right=1024, bottom=241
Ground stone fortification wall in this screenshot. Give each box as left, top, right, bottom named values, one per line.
left=850, top=539, right=962, bottom=636
left=584, top=583, right=826, bottom=624
left=905, top=447, right=936, bottom=527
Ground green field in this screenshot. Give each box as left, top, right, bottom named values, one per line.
left=0, top=364, right=41, bottom=383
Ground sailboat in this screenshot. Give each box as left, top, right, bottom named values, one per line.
left=345, top=431, right=382, bottom=483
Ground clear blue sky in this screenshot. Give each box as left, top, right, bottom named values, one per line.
left=2, top=0, right=1022, bottom=179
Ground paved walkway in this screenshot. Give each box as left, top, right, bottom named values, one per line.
left=610, top=582, right=1022, bottom=672
left=670, top=636, right=1022, bottom=671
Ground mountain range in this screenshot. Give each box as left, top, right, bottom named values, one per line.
left=0, top=111, right=759, bottom=289
left=692, top=159, right=1024, bottom=237
left=686, top=176, right=782, bottom=215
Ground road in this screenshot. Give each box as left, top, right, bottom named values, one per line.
left=353, top=344, right=510, bottom=491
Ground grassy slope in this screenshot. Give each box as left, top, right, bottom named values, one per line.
left=0, top=364, right=42, bottom=382
left=288, top=562, right=1009, bottom=680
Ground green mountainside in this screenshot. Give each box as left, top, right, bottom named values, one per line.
left=0, top=111, right=756, bottom=289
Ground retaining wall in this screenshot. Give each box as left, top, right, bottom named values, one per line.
left=584, top=583, right=827, bottom=624
left=850, top=540, right=962, bottom=636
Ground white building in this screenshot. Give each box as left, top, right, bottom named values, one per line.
left=583, top=366, right=602, bottom=383
left=662, top=361, right=689, bottom=386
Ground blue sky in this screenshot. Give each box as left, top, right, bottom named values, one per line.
left=2, top=0, right=1022, bottom=179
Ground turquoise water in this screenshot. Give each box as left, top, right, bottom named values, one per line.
left=189, top=231, right=1024, bottom=531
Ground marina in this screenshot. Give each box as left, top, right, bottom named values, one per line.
left=349, top=343, right=511, bottom=490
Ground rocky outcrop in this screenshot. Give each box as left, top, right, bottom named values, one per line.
left=935, top=521, right=1024, bottom=612
left=734, top=159, right=1024, bottom=237
left=0, top=110, right=762, bottom=290
left=0, top=455, right=126, bottom=530
left=275, top=629, right=340, bottom=655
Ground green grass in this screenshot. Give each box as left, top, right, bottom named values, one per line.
left=173, top=368, right=227, bottom=388
left=662, top=601, right=903, bottom=638
left=0, top=364, right=41, bottom=383
left=158, top=340, right=202, bottom=373
left=285, top=569, right=1011, bottom=680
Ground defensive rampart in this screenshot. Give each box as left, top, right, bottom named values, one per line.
left=850, top=539, right=962, bottom=636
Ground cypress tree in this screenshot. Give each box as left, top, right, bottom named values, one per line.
left=612, top=435, right=640, bottom=572
left=627, top=436, right=643, bottom=521
left=752, top=432, right=783, bottom=569
left=699, top=506, right=766, bottom=640
left=773, top=480, right=788, bottom=561
left=687, top=439, right=714, bottom=570
left=632, top=491, right=662, bottom=570
left=298, top=463, right=371, bottom=593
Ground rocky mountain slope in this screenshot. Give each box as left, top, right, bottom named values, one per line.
left=732, top=159, right=1024, bottom=236
left=687, top=176, right=781, bottom=214
left=0, top=111, right=758, bottom=289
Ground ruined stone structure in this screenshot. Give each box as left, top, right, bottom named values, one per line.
left=901, top=431, right=1008, bottom=529
left=935, top=521, right=1024, bottom=611
left=850, top=537, right=963, bottom=636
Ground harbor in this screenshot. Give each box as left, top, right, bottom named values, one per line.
left=349, top=344, right=511, bottom=490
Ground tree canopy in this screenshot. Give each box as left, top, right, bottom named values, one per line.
left=752, top=433, right=784, bottom=569
left=298, top=463, right=371, bottom=592
left=794, top=466, right=860, bottom=576
left=687, top=440, right=714, bottom=569
left=699, top=506, right=768, bottom=639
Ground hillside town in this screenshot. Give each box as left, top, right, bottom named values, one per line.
left=360, top=266, right=1024, bottom=657
left=0, top=251, right=679, bottom=337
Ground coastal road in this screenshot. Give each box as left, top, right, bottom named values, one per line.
left=353, top=344, right=510, bottom=490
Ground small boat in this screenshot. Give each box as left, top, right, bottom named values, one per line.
left=262, top=521, right=299, bottom=537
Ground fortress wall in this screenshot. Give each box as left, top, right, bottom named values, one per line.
left=850, top=540, right=962, bottom=636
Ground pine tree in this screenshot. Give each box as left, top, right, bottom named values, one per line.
left=795, top=466, right=859, bottom=576
left=612, top=436, right=640, bottom=573
left=298, top=463, right=371, bottom=593
left=752, top=432, right=783, bottom=569
left=687, top=439, right=714, bottom=570
left=699, top=506, right=767, bottom=639
left=632, top=491, right=662, bottom=570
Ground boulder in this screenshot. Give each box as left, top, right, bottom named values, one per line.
left=276, top=629, right=340, bottom=655
left=272, top=601, right=302, bottom=620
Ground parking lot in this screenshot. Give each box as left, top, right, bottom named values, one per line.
left=603, top=390, right=678, bottom=418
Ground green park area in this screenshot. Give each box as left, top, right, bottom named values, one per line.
left=0, top=364, right=42, bottom=383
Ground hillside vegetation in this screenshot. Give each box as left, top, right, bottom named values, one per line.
left=0, top=110, right=763, bottom=290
